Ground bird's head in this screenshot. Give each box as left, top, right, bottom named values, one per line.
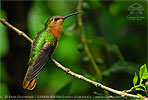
left=46, top=11, right=82, bottom=40
left=47, top=11, right=82, bottom=29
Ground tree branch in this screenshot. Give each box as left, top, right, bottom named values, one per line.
left=0, top=18, right=33, bottom=43
left=77, top=0, right=102, bottom=80
left=1, top=17, right=145, bottom=99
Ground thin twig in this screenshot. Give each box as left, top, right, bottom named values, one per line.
left=1, top=17, right=146, bottom=99
left=0, top=18, right=33, bottom=43
left=77, top=0, right=102, bottom=80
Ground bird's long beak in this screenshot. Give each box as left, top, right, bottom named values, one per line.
left=62, top=11, right=82, bottom=20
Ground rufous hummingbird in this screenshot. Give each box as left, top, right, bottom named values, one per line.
left=23, top=12, right=82, bottom=90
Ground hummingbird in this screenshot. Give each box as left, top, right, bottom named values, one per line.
left=22, top=12, right=82, bottom=90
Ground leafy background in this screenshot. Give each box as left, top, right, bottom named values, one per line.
left=0, top=0, right=147, bottom=99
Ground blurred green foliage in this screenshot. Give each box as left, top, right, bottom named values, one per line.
left=0, top=0, right=147, bottom=99
left=0, top=4, right=9, bottom=57
left=0, top=2, right=10, bottom=98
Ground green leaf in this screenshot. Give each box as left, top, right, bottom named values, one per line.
left=133, top=72, right=138, bottom=86
left=135, top=88, right=146, bottom=92
left=135, top=84, right=146, bottom=89
left=139, top=64, right=148, bottom=84
left=137, top=94, right=143, bottom=99
left=134, top=84, right=147, bottom=96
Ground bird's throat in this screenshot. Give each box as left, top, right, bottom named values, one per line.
left=49, top=26, right=63, bottom=40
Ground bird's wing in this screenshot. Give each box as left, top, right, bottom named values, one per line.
left=26, top=41, right=57, bottom=82
left=23, top=37, right=57, bottom=90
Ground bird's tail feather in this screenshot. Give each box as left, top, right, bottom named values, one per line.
left=22, top=65, right=38, bottom=90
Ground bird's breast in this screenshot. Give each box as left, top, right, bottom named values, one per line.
left=49, top=25, right=63, bottom=40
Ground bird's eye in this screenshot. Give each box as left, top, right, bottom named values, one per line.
left=54, top=18, right=59, bottom=22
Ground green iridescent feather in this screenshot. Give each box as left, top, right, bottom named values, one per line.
left=26, top=23, right=57, bottom=81
left=31, top=28, right=57, bottom=62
